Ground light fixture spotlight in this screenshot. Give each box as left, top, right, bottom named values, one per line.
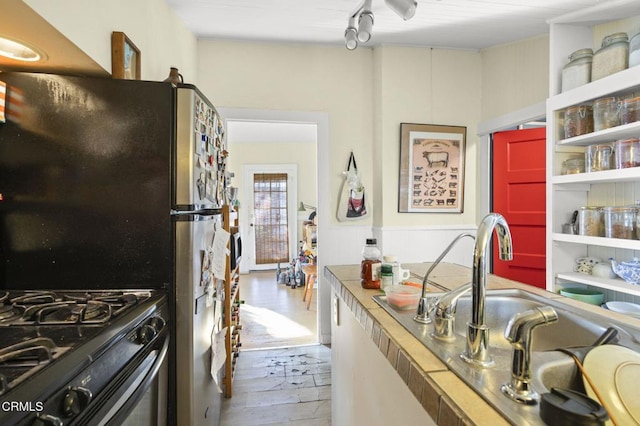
left=345, top=0, right=418, bottom=51
left=385, top=0, right=418, bottom=20
left=345, top=26, right=358, bottom=50
left=357, top=11, right=374, bottom=43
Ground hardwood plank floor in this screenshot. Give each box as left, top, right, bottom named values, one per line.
left=240, top=270, right=318, bottom=350
left=220, top=271, right=331, bottom=425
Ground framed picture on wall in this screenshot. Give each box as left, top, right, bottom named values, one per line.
left=111, top=31, right=141, bottom=80
left=398, top=123, right=466, bottom=213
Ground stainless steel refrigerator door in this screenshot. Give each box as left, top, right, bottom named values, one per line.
left=175, top=86, right=226, bottom=211
left=174, top=213, right=223, bottom=426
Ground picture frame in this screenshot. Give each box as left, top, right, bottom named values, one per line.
left=111, top=31, right=141, bottom=80
left=398, top=123, right=466, bottom=213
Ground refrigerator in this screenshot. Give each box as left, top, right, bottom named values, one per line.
left=0, top=72, right=228, bottom=425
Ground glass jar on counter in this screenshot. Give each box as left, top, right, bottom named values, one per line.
left=592, top=32, right=629, bottom=81
left=614, top=138, right=640, bottom=168
left=603, top=206, right=636, bottom=239
left=593, top=97, right=621, bottom=131
left=585, top=143, right=614, bottom=172
left=578, top=206, right=603, bottom=237
left=564, top=105, right=593, bottom=138
left=561, top=157, right=585, bottom=174
left=630, top=31, right=640, bottom=67
left=562, top=48, right=593, bottom=92
left=621, top=96, right=640, bottom=125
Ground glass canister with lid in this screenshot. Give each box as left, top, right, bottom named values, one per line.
left=592, top=32, right=629, bottom=80
left=585, top=143, right=614, bottom=172
left=621, top=96, right=640, bottom=124
left=563, top=105, right=593, bottom=138
left=578, top=206, right=603, bottom=237
left=561, top=48, right=593, bottom=92
left=603, top=206, right=636, bottom=239
left=561, top=157, right=585, bottom=174
left=630, top=31, right=640, bottom=67
left=614, top=138, right=640, bottom=168
left=593, top=97, right=621, bottom=131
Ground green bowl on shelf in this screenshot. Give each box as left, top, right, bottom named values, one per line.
left=559, top=287, right=605, bottom=305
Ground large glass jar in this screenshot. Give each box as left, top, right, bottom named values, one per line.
left=578, top=206, right=603, bottom=237
left=562, top=157, right=585, bottom=174
left=603, top=207, right=636, bottom=239
left=621, top=96, right=640, bottom=125
left=630, top=31, right=640, bottom=67
left=593, top=97, right=621, bottom=131
left=564, top=105, right=593, bottom=138
left=585, top=143, right=613, bottom=172
left=614, top=138, right=640, bottom=168
left=592, top=32, right=629, bottom=80
left=562, top=48, right=593, bottom=92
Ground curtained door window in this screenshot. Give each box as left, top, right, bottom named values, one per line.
left=253, top=173, right=290, bottom=264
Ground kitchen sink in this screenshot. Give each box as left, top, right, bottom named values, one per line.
left=373, top=288, right=640, bottom=425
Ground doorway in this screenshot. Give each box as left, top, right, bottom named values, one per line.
left=221, top=109, right=321, bottom=349
left=243, top=164, right=298, bottom=271
left=491, top=127, right=546, bottom=288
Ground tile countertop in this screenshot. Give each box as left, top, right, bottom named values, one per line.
left=324, top=262, right=640, bottom=426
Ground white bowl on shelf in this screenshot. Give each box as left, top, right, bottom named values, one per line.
left=604, top=301, right=640, bottom=318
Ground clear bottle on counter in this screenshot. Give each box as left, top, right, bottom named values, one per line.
left=578, top=206, right=603, bottom=237
left=361, top=238, right=381, bottom=289
left=592, top=32, right=629, bottom=81
left=382, top=255, right=401, bottom=285
left=621, top=96, right=640, bottom=125
left=380, top=264, right=393, bottom=290
left=603, top=207, right=636, bottom=239
left=561, top=48, right=593, bottom=92
left=614, top=138, right=640, bottom=168
left=563, top=105, right=593, bottom=138
left=593, top=97, right=621, bottom=131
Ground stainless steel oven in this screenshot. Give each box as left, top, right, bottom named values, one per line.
left=0, top=290, right=169, bottom=426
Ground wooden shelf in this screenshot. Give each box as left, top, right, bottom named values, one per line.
left=222, top=204, right=241, bottom=398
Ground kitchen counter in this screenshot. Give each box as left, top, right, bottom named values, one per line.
left=325, top=262, right=640, bottom=426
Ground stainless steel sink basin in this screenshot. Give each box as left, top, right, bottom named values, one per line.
left=449, top=292, right=605, bottom=351
left=373, top=287, right=640, bottom=425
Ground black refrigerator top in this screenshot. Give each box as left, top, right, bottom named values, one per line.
left=0, top=72, right=175, bottom=290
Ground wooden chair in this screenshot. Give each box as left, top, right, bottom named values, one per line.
left=301, top=264, right=317, bottom=310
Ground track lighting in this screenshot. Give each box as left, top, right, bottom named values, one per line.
left=385, top=0, right=418, bottom=20
left=344, top=0, right=418, bottom=50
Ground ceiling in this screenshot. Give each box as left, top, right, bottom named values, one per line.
left=165, top=0, right=602, bottom=51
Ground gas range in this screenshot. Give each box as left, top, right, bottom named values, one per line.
left=0, top=289, right=169, bottom=425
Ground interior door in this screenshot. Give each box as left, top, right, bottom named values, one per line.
left=492, top=127, right=546, bottom=288
left=242, top=164, right=298, bottom=271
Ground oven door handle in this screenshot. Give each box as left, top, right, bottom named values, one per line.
left=96, top=332, right=169, bottom=426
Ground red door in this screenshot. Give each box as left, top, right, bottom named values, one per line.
left=492, top=128, right=546, bottom=288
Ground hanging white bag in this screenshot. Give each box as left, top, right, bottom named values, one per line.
left=336, top=152, right=369, bottom=221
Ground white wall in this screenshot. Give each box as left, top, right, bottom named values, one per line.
left=25, top=0, right=198, bottom=83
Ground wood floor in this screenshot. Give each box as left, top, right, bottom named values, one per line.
left=238, top=270, right=318, bottom=350
left=220, top=270, right=331, bottom=425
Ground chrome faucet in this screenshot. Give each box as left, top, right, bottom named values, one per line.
left=414, top=233, right=475, bottom=324
left=461, top=213, right=513, bottom=367
left=431, top=282, right=471, bottom=341
left=501, top=306, right=558, bottom=404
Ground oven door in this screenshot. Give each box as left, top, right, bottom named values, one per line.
left=85, top=331, right=169, bottom=426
